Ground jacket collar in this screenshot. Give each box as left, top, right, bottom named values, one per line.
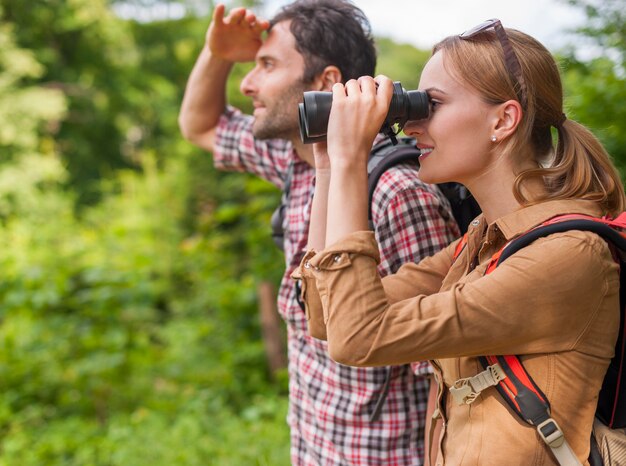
left=492, top=199, right=604, bottom=241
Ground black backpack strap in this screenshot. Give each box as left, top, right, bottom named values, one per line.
left=270, top=160, right=295, bottom=251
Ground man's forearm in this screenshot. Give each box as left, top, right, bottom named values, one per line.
left=178, top=46, right=234, bottom=151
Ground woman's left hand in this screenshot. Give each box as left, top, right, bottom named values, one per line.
left=312, top=141, right=331, bottom=172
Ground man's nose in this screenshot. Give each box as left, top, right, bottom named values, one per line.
left=240, top=66, right=259, bottom=96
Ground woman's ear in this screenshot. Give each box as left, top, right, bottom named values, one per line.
left=313, top=65, right=342, bottom=91
left=492, top=99, right=523, bottom=141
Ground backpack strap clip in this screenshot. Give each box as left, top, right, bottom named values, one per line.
left=536, top=418, right=582, bottom=466
left=537, top=418, right=566, bottom=448
left=450, top=363, right=507, bottom=405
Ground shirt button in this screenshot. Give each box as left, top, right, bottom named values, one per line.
left=471, top=219, right=480, bottom=227
left=304, top=261, right=311, bottom=269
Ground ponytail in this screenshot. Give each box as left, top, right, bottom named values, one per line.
left=514, top=118, right=626, bottom=217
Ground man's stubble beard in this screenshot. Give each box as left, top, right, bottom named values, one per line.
left=252, top=81, right=309, bottom=141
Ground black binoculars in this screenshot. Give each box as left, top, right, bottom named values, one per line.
left=298, top=81, right=429, bottom=144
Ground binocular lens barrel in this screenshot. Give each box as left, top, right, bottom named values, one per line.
left=298, top=81, right=429, bottom=144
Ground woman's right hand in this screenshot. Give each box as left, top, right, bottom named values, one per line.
left=325, top=76, right=393, bottom=169
left=206, top=4, right=270, bottom=63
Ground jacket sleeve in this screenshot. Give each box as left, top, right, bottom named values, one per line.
left=291, top=249, right=329, bottom=340
left=292, top=232, right=456, bottom=340
left=304, top=230, right=618, bottom=368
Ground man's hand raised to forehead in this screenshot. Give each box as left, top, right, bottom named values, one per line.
left=206, top=4, right=270, bottom=63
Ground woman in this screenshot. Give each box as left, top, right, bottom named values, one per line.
left=293, top=20, right=625, bottom=465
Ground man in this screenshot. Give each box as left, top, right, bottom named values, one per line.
left=179, top=1, right=459, bottom=464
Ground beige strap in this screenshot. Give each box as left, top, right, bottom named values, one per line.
left=536, top=418, right=582, bottom=466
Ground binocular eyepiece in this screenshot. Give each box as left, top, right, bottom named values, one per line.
left=298, top=81, right=429, bottom=144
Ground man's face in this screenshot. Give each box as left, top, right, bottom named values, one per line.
left=240, top=21, right=310, bottom=141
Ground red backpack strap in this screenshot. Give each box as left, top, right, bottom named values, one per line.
left=452, top=233, right=469, bottom=262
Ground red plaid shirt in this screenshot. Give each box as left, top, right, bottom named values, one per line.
left=214, top=106, right=459, bottom=466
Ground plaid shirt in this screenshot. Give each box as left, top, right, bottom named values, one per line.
left=214, top=106, right=459, bottom=466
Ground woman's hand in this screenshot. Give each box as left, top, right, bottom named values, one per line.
left=325, top=76, right=394, bottom=169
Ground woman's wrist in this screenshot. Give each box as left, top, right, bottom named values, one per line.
left=315, top=167, right=331, bottom=177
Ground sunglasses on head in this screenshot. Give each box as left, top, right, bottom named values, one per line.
left=459, top=19, right=528, bottom=109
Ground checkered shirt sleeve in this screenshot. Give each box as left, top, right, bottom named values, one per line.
left=213, top=106, right=294, bottom=188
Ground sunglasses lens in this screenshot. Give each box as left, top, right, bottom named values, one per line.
left=460, top=19, right=498, bottom=38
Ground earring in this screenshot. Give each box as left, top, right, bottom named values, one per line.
left=490, top=135, right=497, bottom=142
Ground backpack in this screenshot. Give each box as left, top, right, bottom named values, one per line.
left=271, top=137, right=481, bottom=250
left=449, top=213, right=626, bottom=466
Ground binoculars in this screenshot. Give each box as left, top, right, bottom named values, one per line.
left=298, top=81, right=429, bottom=143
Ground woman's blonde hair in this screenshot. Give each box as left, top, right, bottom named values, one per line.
left=433, top=29, right=626, bottom=216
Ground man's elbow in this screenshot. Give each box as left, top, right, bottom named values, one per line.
left=178, top=115, right=216, bottom=152
left=177, top=113, right=198, bottom=142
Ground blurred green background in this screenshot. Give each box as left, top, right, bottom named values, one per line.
left=0, top=0, right=624, bottom=464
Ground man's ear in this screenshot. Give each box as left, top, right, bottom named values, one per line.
left=312, top=65, right=342, bottom=91
left=492, top=99, right=523, bottom=141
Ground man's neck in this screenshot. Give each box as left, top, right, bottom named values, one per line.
left=291, top=136, right=315, bottom=167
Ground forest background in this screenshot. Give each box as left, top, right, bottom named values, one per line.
left=0, top=0, right=624, bottom=464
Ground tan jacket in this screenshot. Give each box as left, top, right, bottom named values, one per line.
left=293, top=199, right=620, bottom=465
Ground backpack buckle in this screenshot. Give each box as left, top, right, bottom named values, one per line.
left=450, top=363, right=507, bottom=405
left=537, top=418, right=565, bottom=448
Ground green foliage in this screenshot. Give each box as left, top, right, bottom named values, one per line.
left=376, top=37, right=431, bottom=90
left=0, top=6, right=288, bottom=462
left=565, top=0, right=626, bottom=64
left=0, top=152, right=288, bottom=465
left=560, top=0, right=626, bottom=175
left=3, top=0, right=143, bottom=200
left=562, top=55, right=626, bottom=174
left=0, top=20, right=66, bottom=160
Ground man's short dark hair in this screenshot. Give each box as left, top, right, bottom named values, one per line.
left=270, top=0, right=377, bottom=84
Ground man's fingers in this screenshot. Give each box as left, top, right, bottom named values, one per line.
left=212, top=3, right=226, bottom=26
left=252, top=18, right=271, bottom=34
left=245, top=11, right=257, bottom=24
left=224, top=7, right=246, bottom=25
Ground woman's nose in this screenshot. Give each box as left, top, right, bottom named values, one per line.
left=402, top=119, right=425, bottom=138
